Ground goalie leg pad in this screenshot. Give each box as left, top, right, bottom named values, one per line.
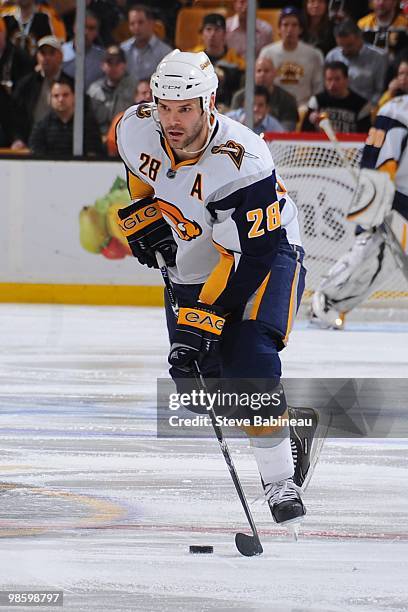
left=315, top=228, right=394, bottom=313
left=347, top=168, right=395, bottom=228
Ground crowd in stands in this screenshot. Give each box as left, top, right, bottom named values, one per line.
left=0, top=0, right=407, bottom=158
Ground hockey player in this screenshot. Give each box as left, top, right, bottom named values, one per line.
left=116, top=50, right=313, bottom=526
left=311, top=94, right=408, bottom=328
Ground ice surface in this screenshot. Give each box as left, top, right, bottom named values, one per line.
left=0, top=305, right=407, bottom=611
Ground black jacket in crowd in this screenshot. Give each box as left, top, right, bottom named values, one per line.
left=0, top=41, right=33, bottom=91
left=0, top=83, right=15, bottom=146
left=29, top=108, right=104, bottom=158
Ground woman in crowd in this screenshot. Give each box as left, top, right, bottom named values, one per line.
left=301, top=0, right=337, bottom=56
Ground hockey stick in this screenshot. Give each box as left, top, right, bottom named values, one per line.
left=319, top=115, right=408, bottom=282
left=155, top=251, right=263, bottom=557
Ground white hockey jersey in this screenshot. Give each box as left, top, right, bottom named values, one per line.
left=117, top=103, right=302, bottom=310
left=362, top=94, right=408, bottom=219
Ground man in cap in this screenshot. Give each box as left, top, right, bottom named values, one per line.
left=11, top=34, right=72, bottom=148
left=87, top=45, right=136, bottom=137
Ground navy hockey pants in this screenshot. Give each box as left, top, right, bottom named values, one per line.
left=164, top=238, right=306, bottom=390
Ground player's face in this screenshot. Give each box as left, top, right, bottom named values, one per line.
left=255, top=58, right=276, bottom=88
left=306, top=0, right=327, bottom=18
left=325, top=68, right=348, bottom=97
left=279, top=17, right=301, bottom=45
left=157, top=98, right=206, bottom=152
left=397, top=62, right=408, bottom=92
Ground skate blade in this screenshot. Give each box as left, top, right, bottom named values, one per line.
left=287, top=522, right=301, bottom=541
left=275, top=514, right=305, bottom=541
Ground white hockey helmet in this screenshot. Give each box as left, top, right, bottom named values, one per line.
left=150, top=49, right=218, bottom=112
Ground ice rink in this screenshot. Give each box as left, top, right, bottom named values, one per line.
left=0, top=304, right=407, bottom=612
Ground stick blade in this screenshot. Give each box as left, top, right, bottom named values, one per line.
left=235, top=532, right=263, bottom=557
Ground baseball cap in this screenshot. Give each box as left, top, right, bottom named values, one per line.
left=202, top=13, right=226, bottom=30
left=279, top=6, right=302, bottom=25
left=37, top=35, right=62, bottom=52
left=103, top=45, right=126, bottom=63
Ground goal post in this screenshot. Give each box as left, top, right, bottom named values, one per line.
left=264, top=132, right=408, bottom=316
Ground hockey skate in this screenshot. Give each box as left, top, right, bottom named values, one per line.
left=289, top=406, right=319, bottom=490
left=263, top=478, right=305, bottom=537
left=310, top=291, right=345, bottom=330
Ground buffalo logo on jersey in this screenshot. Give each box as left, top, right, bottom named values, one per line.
left=211, top=140, right=245, bottom=170
left=157, top=199, right=202, bottom=241
left=136, top=103, right=152, bottom=119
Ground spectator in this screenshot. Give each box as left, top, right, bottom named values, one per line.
left=0, top=82, right=16, bottom=145
left=29, top=76, right=103, bottom=156
left=231, top=57, right=298, bottom=131
left=226, top=0, right=273, bottom=58
left=105, top=78, right=152, bottom=157
left=378, top=56, right=408, bottom=107
left=358, top=0, right=408, bottom=58
left=326, top=19, right=388, bottom=106
left=259, top=6, right=324, bottom=108
left=302, top=0, right=337, bottom=56
left=89, top=0, right=122, bottom=46
left=1, top=0, right=66, bottom=60
left=120, top=4, right=172, bottom=83
left=227, top=85, right=284, bottom=135
left=61, top=0, right=121, bottom=47
left=133, top=78, right=152, bottom=104
left=62, top=10, right=104, bottom=89
left=257, top=1, right=369, bottom=21
left=190, top=13, right=245, bottom=107
left=302, top=61, right=371, bottom=133
left=0, top=15, right=32, bottom=92
left=87, top=45, right=135, bottom=137
left=11, top=35, right=71, bottom=148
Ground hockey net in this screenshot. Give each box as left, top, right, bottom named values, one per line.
left=265, top=132, right=408, bottom=318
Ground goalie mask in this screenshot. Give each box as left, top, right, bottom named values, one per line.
left=150, top=49, right=218, bottom=153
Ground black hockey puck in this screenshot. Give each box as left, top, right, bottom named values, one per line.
left=189, top=545, right=213, bottom=554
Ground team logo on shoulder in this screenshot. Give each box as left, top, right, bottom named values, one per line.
left=157, top=199, right=202, bottom=241
left=211, top=140, right=245, bottom=170
left=136, top=103, right=152, bottom=119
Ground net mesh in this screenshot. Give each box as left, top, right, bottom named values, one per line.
left=266, top=136, right=408, bottom=309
